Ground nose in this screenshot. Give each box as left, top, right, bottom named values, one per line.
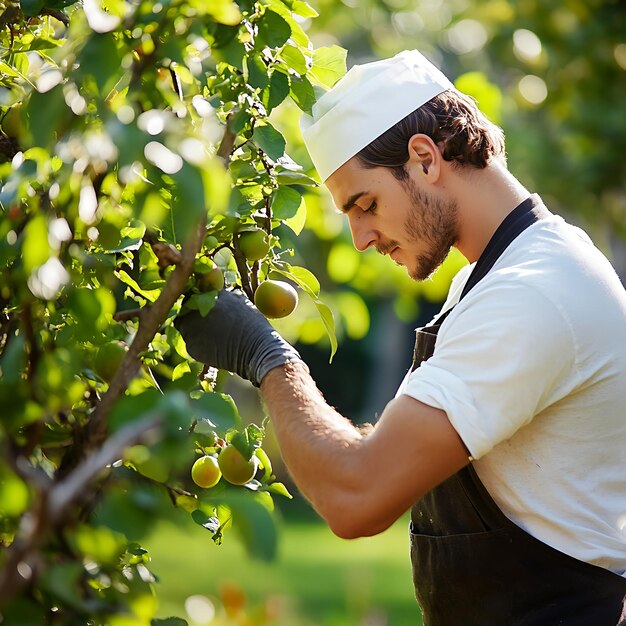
left=347, top=212, right=378, bottom=252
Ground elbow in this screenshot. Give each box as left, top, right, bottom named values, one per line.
left=327, top=517, right=364, bottom=540
left=321, top=494, right=396, bottom=540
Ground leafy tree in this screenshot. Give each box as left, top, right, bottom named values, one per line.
left=0, top=0, right=346, bottom=622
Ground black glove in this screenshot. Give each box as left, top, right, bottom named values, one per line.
left=174, top=290, right=303, bottom=387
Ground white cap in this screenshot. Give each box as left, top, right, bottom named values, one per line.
left=300, top=50, right=454, bottom=182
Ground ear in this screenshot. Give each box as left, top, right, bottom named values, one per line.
left=406, top=134, right=442, bottom=183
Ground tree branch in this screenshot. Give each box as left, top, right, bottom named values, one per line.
left=0, top=413, right=162, bottom=604
left=41, top=8, right=69, bottom=27
left=48, top=414, right=162, bottom=520
left=113, top=308, right=143, bottom=323
left=83, top=124, right=238, bottom=452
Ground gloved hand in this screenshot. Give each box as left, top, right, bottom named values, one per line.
left=174, top=290, right=303, bottom=387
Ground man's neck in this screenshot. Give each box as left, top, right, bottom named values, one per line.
left=452, top=160, right=530, bottom=263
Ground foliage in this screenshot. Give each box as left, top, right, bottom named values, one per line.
left=0, top=0, right=346, bottom=622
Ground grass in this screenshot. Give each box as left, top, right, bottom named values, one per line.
left=144, top=498, right=422, bottom=626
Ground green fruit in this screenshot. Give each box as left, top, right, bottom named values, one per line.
left=238, top=230, right=270, bottom=262
left=204, top=235, right=219, bottom=251
left=2, top=104, right=23, bottom=138
left=218, top=445, right=259, bottom=486
left=94, top=341, right=128, bottom=383
left=191, top=455, right=222, bottom=489
left=254, top=279, right=298, bottom=319
left=197, top=267, right=225, bottom=292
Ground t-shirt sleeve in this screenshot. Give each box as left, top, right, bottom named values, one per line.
left=401, top=279, right=579, bottom=459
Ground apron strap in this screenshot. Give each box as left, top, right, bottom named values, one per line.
left=459, top=194, right=550, bottom=300
left=412, top=194, right=550, bottom=367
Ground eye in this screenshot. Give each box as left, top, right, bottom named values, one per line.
left=365, top=201, right=377, bottom=214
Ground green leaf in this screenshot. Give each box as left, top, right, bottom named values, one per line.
left=274, top=263, right=320, bottom=297
left=292, top=0, right=318, bottom=18
left=185, top=291, right=217, bottom=317
left=229, top=423, right=264, bottom=460
left=14, top=34, right=63, bottom=52
left=39, top=563, right=84, bottom=612
left=108, top=389, right=163, bottom=432
left=246, top=54, right=269, bottom=90
left=76, top=33, right=122, bottom=95
left=170, top=163, right=207, bottom=243
left=0, top=333, right=25, bottom=385
left=283, top=195, right=306, bottom=235
left=252, top=123, right=286, bottom=161
left=310, top=45, right=348, bottom=88
left=22, top=213, right=50, bottom=275
left=262, top=69, right=290, bottom=113
left=280, top=45, right=308, bottom=75
left=21, top=0, right=45, bottom=16
left=290, top=76, right=316, bottom=114
left=71, top=524, right=126, bottom=566
left=93, top=489, right=157, bottom=541
left=171, top=361, right=191, bottom=381
left=191, top=509, right=220, bottom=533
left=26, top=84, right=72, bottom=150
left=271, top=185, right=302, bottom=219
left=191, top=393, right=240, bottom=430
left=0, top=597, right=46, bottom=626
left=264, top=0, right=309, bottom=47
left=265, top=481, right=293, bottom=499
left=152, top=617, right=189, bottom=626
left=222, top=492, right=277, bottom=561
left=256, top=9, right=291, bottom=49
left=0, top=463, right=30, bottom=517
left=207, top=0, right=242, bottom=25
left=115, top=269, right=160, bottom=302
left=314, top=299, right=337, bottom=361
left=67, top=289, right=100, bottom=339
left=275, top=169, right=318, bottom=186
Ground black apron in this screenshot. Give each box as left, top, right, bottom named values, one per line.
left=409, top=195, right=626, bottom=626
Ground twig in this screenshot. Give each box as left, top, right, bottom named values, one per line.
left=217, top=114, right=236, bottom=161
left=113, top=308, right=143, bottom=323
left=251, top=261, right=259, bottom=292
left=232, top=234, right=254, bottom=300
left=41, top=8, right=69, bottom=27
left=151, top=241, right=183, bottom=267
left=20, top=302, right=39, bottom=381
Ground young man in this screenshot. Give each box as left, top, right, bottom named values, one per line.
left=176, top=51, right=626, bottom=625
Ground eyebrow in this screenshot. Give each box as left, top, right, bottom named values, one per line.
left=341, top=191, right=368, bottom=213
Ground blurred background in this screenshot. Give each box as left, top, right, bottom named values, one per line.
left=148, top=0, right=626, bottom=623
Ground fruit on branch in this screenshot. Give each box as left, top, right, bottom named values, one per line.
left=191, top=455, right=222, bottom=489
left=238, top=229, right=270, bottom=263
left=94, top=340, right=129, bottom=383
left=254, top=279, right=298, bottom=319
left=218, top=445, right=259, bottom=486
left=1, top=104, right=23, bottom=138
left=196, top=266, right=225, bottom=292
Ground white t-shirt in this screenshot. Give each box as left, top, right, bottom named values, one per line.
left=399, top=210, right=626, bottom=576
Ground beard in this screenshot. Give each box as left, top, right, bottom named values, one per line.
left=402, top=178, right=459, bottom=281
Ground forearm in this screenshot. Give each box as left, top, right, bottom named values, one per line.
left=260, top=361, right=367, bottom=534
left=260, top=361, right=470, bottom=539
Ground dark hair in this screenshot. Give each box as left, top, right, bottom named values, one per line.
left=356, top=90, right=505, bottom=180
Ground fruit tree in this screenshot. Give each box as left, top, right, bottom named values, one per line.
left=0, top=0, right=344, bottom=622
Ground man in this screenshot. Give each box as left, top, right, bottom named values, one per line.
left=176, top=50, right=626, bottom=624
